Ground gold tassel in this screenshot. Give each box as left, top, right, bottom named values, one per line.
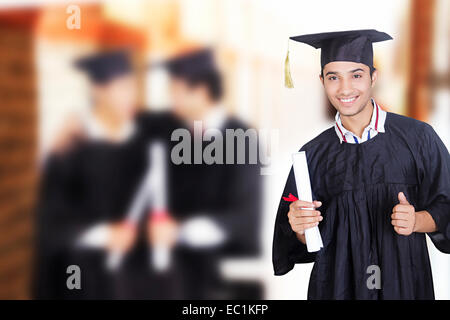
left=284, top=42, right=294, bottom=88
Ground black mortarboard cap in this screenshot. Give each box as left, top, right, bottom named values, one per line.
left=75, top=50, right=132, bottom=84
left=284, top=29, right=392, bottom=88
left=156, top=49, right=218, bottom=78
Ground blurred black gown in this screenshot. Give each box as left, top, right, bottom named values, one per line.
left=135, top=111, right=262, bottom=299
left=33, top=129, right=182, bottom=299
left=34, top=110, right=262, bottom=299
left=273, top=112, right=450, bottom=299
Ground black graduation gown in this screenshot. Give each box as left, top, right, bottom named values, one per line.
left=33, top=134, right=156, bottom=299
left=136, top=111, right=262, bottom=299
left=272, top=112, right=450, bottom=299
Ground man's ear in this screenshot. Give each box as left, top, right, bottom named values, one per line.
left=319, top=74, right=324, bottom=85
left=371, top=69, right=378, bottom=87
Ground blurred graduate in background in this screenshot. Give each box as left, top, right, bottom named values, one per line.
left=140, top=48, right=263, bottom=299
left=33, top=50, right=181, bottom=299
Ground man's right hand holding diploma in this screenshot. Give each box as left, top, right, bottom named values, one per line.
left=288, top=200, right=323, bottom=244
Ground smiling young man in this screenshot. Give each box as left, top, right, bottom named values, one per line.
left=272, top=30, right=450, bottom=299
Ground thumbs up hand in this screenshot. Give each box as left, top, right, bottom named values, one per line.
left=391, top=192, right=416, bottom=236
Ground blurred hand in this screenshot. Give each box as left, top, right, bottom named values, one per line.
left=148, top=216, right=178, bottom=248
left=288, top=200, right=323, bottom=236
left=107, top=221, right=137, bottom=253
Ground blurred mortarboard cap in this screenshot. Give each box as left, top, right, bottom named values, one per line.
left=285, top=29, right=392, bottom=88
left=152, top=48, right=218, bottom=78
left=75, top=50, right=132, bottom=84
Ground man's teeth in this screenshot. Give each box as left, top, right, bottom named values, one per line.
left=340, top=97, right=357, bottom=103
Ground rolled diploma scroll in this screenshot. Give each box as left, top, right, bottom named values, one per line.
left=106, top=143, right=156, bottom=271
left=147, top=142, right=171, bottom=272
left=292, top=151, right=323, bottom=252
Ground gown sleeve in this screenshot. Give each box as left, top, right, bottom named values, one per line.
left=418, top=124, right=450, bottom=253
left=272, top=165, right=317, bottom=276
left=200, top=128, right=262, bottom=257
left=214, top=158, right=262, bottom=257
left=33, top=151, right=93, bottom=298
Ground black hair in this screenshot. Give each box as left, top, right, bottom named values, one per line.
left=181, top=70, right=223, bottom=102
left=320, top=66, right=376, bottom=78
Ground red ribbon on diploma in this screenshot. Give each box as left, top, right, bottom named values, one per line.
left=283, top=193, right=299, bottom=202
left=149, top=209, right=170, bottom=222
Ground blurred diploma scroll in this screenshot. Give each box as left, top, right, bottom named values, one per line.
left=148, top=142, right=171, bottom=272
left=292, top=152, right=323, bottom=252
left=106, top=141, right=171, bottom=271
